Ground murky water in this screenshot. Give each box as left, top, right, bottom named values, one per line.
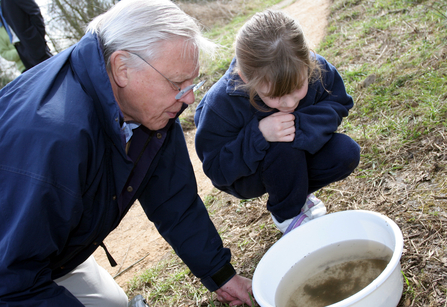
left=276, top=240, right=393, bottom=307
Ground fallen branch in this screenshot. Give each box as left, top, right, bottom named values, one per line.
left=113, top=252, right=150, bottom=279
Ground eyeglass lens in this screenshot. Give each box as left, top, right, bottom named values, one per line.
left=175, top=80, right=206, bottom=100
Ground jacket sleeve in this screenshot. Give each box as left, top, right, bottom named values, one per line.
left=0, top=168, right=86, bottom=306
left=292, top=57, right=354, bottom=154
left=195, top=93, right=270, bottom=188
left=138, top=120, right=234, bottom=291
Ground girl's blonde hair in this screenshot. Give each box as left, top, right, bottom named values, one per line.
left=235, top=10, right=321, bottom=109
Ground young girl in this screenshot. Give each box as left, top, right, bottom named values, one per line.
left=194, top=10, right=360, bottom=234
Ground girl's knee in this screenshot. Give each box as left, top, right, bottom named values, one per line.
left=330, top=134, right=360, bottom=171
left=264, top=142, right=305, bottom=166
left=345, top=140, right=361, bottom=171
left=338, top=142, right=359, bottom=170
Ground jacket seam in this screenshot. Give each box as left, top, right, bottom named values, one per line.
left=0, top=164, right=79, bottom=198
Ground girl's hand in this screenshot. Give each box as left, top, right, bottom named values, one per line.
left=259, top=112, right=295, bottom=142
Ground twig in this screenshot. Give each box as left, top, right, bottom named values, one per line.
left=425, top=4, right=447, bottom=20
left=113, top=252, right=150, bottom=279
left=373, top=45, right=388, bottom=64
left=410, top=239, right=419, bottom=254
left=115, top=242, right=132, bottom=276
left=321, top=187, right=354, bottom=195
left=403, top=20, right=419, bottom=33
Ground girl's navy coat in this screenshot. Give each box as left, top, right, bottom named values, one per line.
left=194, top=56, right=354, bottom=189
left=0, top=33, right=230, bottom=306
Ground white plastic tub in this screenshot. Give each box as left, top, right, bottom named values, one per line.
left=252, top=210, right=404, bottom=307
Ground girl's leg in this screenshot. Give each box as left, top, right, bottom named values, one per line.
left=218, top=133, right=360, bottom=224
left=263, top=133, right=360, bottom=223
left=215, top=166, right=267, bottom=200
left=262, top=142, right=309, bottom=222
left=216, top=141, right=309, bottom=222
left=307, top=133, right=360, bottom=194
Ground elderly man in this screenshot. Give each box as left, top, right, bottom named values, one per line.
left=0, top=0, right=252, bottom=306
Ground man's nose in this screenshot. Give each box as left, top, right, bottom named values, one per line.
left=180, top=90, right=195, bottom=105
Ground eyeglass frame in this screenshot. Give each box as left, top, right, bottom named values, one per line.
left=126, top=51, right=205, bottom=100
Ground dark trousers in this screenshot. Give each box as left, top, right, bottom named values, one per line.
left=14, top=41, right=52, bottom=71
left=217, top=133, right=360, bottom=222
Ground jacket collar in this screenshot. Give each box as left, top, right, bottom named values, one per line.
left=70, top=33, right=124, bottom=148
left=225, top=58, right=249, bottom=97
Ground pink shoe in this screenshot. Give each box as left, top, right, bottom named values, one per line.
left=283, top=194, right=327, bottom=235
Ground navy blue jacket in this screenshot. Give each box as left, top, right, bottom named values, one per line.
left=194, top=56, right=353, bottom=188
left=0, top=33, right=230, bottom=306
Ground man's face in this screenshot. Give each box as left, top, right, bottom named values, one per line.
left=114, top=39, right=199, bottom=131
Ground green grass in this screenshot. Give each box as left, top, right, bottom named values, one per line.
left=402, top=271, right=415, bottom=298
left=127, top=258, right=210, bottom=305
left=319, top=0, right=447, bottom=175
left=200, top=0, right=284, bottom=82
left=129, top=0, right=447, bottom=305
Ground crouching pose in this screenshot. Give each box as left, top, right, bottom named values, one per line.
left=195, top=10, right=360, bottom=234
left=0, top=1, right=253, bottom=306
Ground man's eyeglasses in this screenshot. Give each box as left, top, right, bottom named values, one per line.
left=128, top=52, right=205, bottom=100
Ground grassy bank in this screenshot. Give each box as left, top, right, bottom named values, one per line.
left=127, top=0, right=447, bottom=306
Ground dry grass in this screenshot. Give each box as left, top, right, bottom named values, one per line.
left=195, top=130, right=447, bottom=307
left=127, top=0, right=447, bottom=306
left=176, top=0, right=279, bottom=30
left=176, top=0, right=240, bottom=30
left=316, top=0, right=447, bottom=305
left=321, top=135, right=447, bottom=307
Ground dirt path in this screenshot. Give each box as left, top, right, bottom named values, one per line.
left=93, top=0, right=330, bottom=290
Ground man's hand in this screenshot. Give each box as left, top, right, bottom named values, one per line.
left=215, top=274, right=255, bottom=306
left=259, top=112, right=295, bottom=142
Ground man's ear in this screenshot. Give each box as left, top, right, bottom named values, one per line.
left=109, top=51, right=130, bottom=88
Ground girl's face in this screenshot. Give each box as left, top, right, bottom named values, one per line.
left=256, top=76, right=309, bottom=113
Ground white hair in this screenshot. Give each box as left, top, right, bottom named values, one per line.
left=87, top=0, right=215, bottom=70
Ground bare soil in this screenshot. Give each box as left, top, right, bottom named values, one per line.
left=111, top=1, right=447, bottom=306
left=93, top=0, right=331, bottom=291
